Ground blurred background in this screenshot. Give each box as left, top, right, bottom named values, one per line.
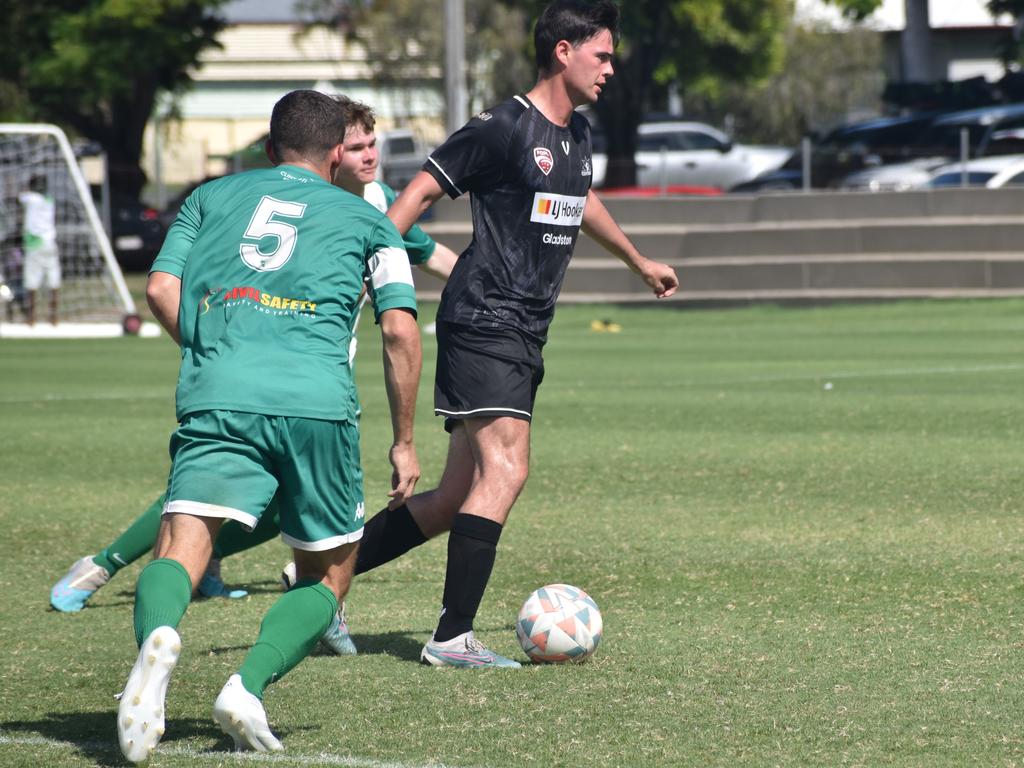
left=4, top=0, right=1024, bottom=304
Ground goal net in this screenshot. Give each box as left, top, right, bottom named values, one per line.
left=0, top=123, right=139, bottom=337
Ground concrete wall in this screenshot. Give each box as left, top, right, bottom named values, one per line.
left=419, top=188, right=1024, bottom=303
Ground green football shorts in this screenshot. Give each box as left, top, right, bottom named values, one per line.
left=164, top=410, right=365, bottom=551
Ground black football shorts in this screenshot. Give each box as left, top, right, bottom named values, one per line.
left=434, top=321, right=545, bottom=433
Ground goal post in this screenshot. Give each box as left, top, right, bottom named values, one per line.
left=0, top=123, right=144, bottom=337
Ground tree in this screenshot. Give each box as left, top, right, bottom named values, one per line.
left=0, top=0, right=227, bottom=198
left=298, top=0, right=533, bottom=122
left=687, top=21, right=885, bottom=145
left=498, top=1, right=792, bottom=187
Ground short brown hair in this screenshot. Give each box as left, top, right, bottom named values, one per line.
left=269, top=90, right=347, bottom=162
left=333, top=95, right=376, bottom=135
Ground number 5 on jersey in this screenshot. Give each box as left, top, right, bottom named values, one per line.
left=240, top=196, right=307, bottom=272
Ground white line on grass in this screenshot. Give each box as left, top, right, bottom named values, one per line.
left=714, top=362, right=1024, bottom=387
left=0, top=391, right=171, bottom=404
left=0, top=731, right=462, bottom=768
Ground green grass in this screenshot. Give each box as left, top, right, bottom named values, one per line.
left=3, top=299, right=1024, bottom=767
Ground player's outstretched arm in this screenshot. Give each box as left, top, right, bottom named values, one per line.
left=388, top=171, right=446, bottom=236
left=581, top=190, right=679, bottom=299
left=147, top=271, right=182, bottom=343
left=417, top=242, right=459, bottom=281
left=380, top=307, right=422, bottom=508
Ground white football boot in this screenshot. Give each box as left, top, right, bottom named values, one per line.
left=117, top=626, right=181, bottom=763
left=213, top=674, right=284, bottom=752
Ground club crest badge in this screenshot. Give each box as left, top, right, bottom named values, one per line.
left=533, top=147, right=554, bottom=176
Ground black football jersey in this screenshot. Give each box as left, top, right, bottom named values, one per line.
left=424, top=94, right=593, bottom=342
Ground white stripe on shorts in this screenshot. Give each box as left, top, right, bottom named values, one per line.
left=435, top=406, right=532, bottom=418
left=163, top=499, right=259, bottom=531
left=281, top=527, right=364, bottom=552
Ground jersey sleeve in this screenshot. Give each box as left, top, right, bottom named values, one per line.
left=380, top=182, right=436, bottom=265
left=422, top=109, right=515, bottom=198
left=365, top=215, right=418, bottom=323
left=151, top=186, right=204, bottom=278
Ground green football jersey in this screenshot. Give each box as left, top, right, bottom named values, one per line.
left=152, top=165, right=417, bottom=423
left=362, top=181, right=436, bottom=266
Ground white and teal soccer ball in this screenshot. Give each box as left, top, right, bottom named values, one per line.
left=515, top=583, right=602, bottom=663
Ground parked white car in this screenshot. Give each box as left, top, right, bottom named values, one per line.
left=837, top=157, right=949, bottom=192
left=591, top=122, right=792, bottom=191
left=926, top=154, right=1024, bottom=188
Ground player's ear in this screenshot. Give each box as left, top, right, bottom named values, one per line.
left=553, top=39, right=572, bottom=69
left=264, top=139, right=277, bottom=164
left=328, top=143, right=345, bottom=176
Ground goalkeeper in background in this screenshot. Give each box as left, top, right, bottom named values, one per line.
left=19, top=174, right=60, bottom=325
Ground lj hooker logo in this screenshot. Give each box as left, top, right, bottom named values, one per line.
left=216, top=285, right=318, bottom=316
left=530, top=192, right=586, bottom=227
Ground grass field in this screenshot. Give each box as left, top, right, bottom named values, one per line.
left=3, top=298, right=1024, bottom=767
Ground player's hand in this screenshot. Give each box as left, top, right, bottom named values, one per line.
left=388, top=441, right=420, bottom=509
left=641, top=260, right=679, bottom=299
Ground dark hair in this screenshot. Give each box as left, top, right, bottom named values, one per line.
left=333, top=95, right=376, bottom=135
left=534, top=0, right=620, bottom=72
left=269, top=90, right=347, bottom=162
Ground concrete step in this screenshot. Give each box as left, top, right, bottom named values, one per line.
left=425, top=187, right=1024, bottom=226
left=414, top=251, right=1024, bottom=303
left=423, top=217, right=1024, bottom=260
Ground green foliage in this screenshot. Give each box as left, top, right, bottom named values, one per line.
left=821, top=0, right=885, bottom=20
left=4, top=296, right=1024, bottom=766
left=299, top=0, right=533, bottom=116
left=580, top=0, right=792, bottom=186
left=688, top=21, right=885, bottom=144
left=0, top=0, right=226, bottom=197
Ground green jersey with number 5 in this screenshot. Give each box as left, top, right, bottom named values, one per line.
left=152, top=164, right=417, bottom=423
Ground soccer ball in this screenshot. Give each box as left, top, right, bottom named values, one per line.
left=515, top=583, right=602, bottom=663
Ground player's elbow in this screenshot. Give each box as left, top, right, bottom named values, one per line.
left=379, top=308, right=421, bottom=350
left=146, top=272, right=178, bottom=312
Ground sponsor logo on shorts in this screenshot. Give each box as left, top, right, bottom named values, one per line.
left=355, top=502, right=365, bottom=520
left=542, top=233, right=573, bottom=246
left=214, top=285, right=318, bottom=318
left=582, top=158, right=592, bottom=177
left=533, top=147, right=554, bottom=176
left=531, top=192, right=586, bottom=226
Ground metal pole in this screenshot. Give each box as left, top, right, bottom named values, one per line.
left=444, top=0, right=468, bottom=135
left=101, top=151, right=112, bottom=236
left=802, top=136, right=812, bottom=192
left=960, top=126, right=969, bottom=187
left=153, top=114, right=166, bottom=210
left=659, top=145, right=668, bottom=195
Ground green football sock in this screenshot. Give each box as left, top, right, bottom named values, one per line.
left=93, top=493, right=165, bottom=575
left=133, top=557, right=192, bottom=648
left=239, top=580, right=337, bottom=699
left=213, top=511, right=281, bottom=560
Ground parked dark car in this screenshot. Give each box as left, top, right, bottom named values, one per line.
left=837, top=102, right=1024, bottom=191
left=730, top=112, right=942, bottom=192
left=158, top=176, right=222, bottom=230
left=104, top=196, right=167, bottom=272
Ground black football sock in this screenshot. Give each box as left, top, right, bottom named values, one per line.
left=433, top=513, right=503, bottom=643
left=354, top=504, right=428, bottom=575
